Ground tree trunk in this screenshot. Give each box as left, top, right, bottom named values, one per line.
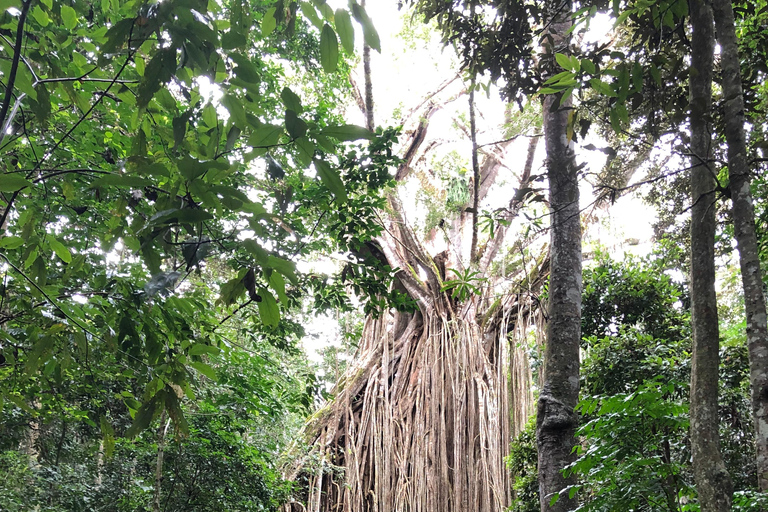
left=688, top=0, right=734, bottom=509
left=711, top=0, right=768, bottom=491
left=361, top=0, right=374, bottom=132
left=153, top=411, right=171, bottom=512
left=536, top=1, right=582, bottom=511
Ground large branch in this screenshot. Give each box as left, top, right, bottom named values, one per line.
left=478, top=133, right=540, bottom=276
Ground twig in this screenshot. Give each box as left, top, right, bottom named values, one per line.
left=0, top=0, right=32, bottom=144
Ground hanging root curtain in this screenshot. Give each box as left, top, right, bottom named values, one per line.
left=285, top=232, right=547, bottom=512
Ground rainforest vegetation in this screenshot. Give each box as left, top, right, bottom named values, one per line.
left=1, top=0, right=767, bottom=511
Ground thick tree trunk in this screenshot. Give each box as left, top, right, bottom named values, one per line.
left=688, top=0, right=734, bottom=509
left=712, top=0, right=768, bottom=491
left=535, top=1, right=581, bottom=511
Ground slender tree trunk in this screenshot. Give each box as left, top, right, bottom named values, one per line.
left=688, top=0, right=734, bottom=509
left=153, top=412, right=171, bottom=512
left=536, top=1, right=581, bottom=510
left=361, top=0, right=374, bottom=132
left=711, top=0, right=768, bottom=491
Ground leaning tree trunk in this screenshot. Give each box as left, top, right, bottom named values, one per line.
left=712, top=0, right=768, bottom=491
left=535, top=1, right=582, bottom=511
left=688, top=0, right=734, bottom=509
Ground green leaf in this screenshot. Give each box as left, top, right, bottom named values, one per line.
left=335, top=8, right=355, bottom=53
left=320, top=124, right=374, bottom=141
left=189, top=361, right=218, bottom=380
left=269, top=271, right=289, bottom=304
left=589, top=78, right=617, bottom=97
left=0, top=174, right=32, bottom=192
left=351, top=3, right=380, bottom=52
left=256, top=287, right=280, bottom=327
left=609, top=107, right=621, bottom=133
left=555, top=53, right=573, bottom=71
left=581, top=58, right=596, bottom=75
left=61, top=5, right=77, bottom=29
left=31, top=5, right=50, bottom=26
left=281, top=86, right=303, bottom=113
left=0, top=0, right=21, bottom=13
left=243, top=239, right=268, bottom=264
left=294, top=137, right=315, bottom=167
left=267, top=255, right=298, bottom=284
left=188, top=343, right=221, bottom=356
left=178, top=157, right=230, bottom=182
left=261, top=7, right=277, bottom=37
left=91, top=174, right=153, bottom=189
left=0, top=236, right=24, bottom=249
left=320, top=24, right=339, bottom=72
left=300, top=1, right=323, bottom=29
left=49, top=237, right=72, bottom=263
left=249, top=124, right=284, bottom=148
left=314, top=158, right=347, bottom=202
left=285, top=110, right=308, bottom=138
left=126, top=396, right=159, bottom=438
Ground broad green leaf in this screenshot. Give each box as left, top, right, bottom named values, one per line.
left=609, top=107, right=621, bottom=133
left=555, top=53, right=573, bottom=71
left=221, top=29, right=247, bottom=49
left=0, top=0, right=21, bottom=13
left=0, top=174, right=32, bottom=192
left=31, top=5, right=49, bottom=26
left=61, top=5, right=77, bottom=29
left=589, top=78, right=617, bottom=97
left=314, top=158, right=347, bottom=202
left=320, top=124, right=374, bottom=141
left=267, top=255, right=298, bottom=284
left=222, top=94, right=247, bottom=128
left=49, top=237, right=72, bottom=263
left=294, top=137, right=315, bottom=167
left=243, top=239, right=269, bottom=265
left=320, top=24, right=339, bottom=72
left=268, top=271, right=289, bottom=305
left=581, top=59, right=596, bottom=75
left=256, top=287, right=279, bottom=327
left=168, top=208, right=214, bottom=224
left=335, top=8, right=354, bottom=53
left=281, top=86, right=303, bottom=113
left=351, top=3, right=380, bottom=52
left=0, top=236, right=24, bottom=249
left=285, top=110, right=308, bottom=138
left=189, top=361, right=218, bottom=381
left=300, top=1, right=323, bottom=29
left=261, top=7, right=276, bottom=37
left=249, top=123, right=284, bottom=148
left=178, top=157, right=230, bottom=181
left=91, top=174, right=153, bottom=188
left=99, top=416, right=115, bottom=458
left=125, top=396, right=159, bottom=438
left=632, top=61, right=644, bottom=92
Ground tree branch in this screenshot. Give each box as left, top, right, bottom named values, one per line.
left=0, top=0, right=32, bottom=145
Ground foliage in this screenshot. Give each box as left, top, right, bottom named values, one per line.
left=507, top=417, right=540, bottom=512
left=0, top=0, right=403, bottom=509
left=569, top=380, right=693, bottom=512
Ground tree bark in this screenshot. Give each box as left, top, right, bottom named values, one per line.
left=688, top=0, right=734, bottom=509
left=535, top=1, right=581, bottom=510
left=711, top=0, right=768, bottom=491
left=361, top=0, right=374, bottom=132
left=153, top=411, right=171, bottom=512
